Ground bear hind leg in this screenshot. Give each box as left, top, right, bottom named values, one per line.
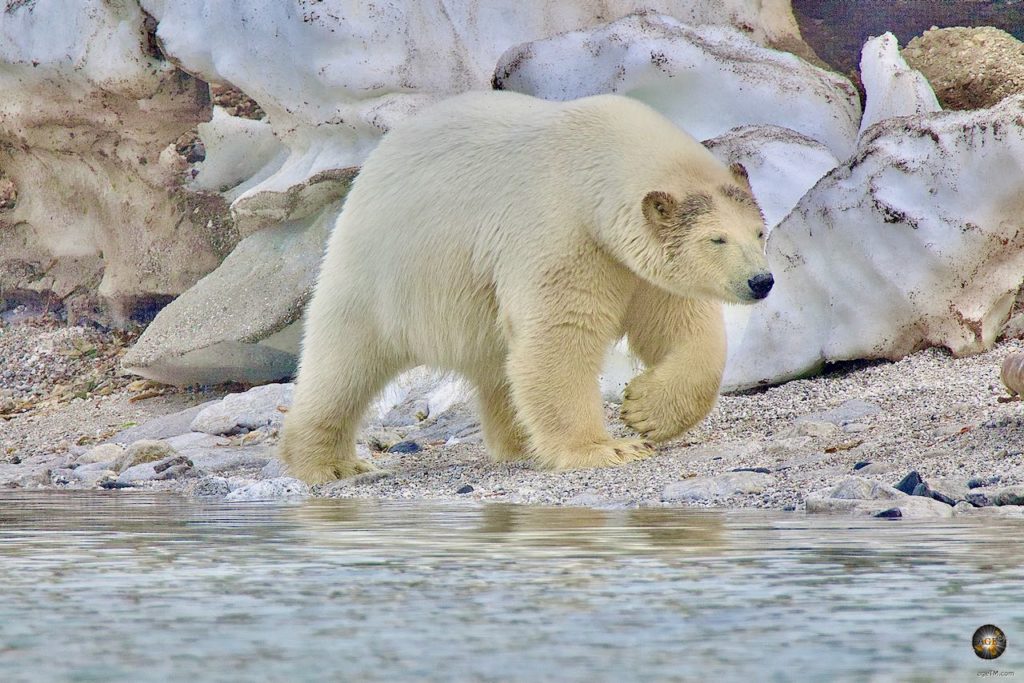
left=280, top=323, right=405, bottom=485
left=472, top=372, right=531, bottom=463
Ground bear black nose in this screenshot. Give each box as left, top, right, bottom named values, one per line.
left=748, top=273, right=774, bottom=299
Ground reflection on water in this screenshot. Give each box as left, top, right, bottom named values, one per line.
left=0, top=492, right=1021, bottom=682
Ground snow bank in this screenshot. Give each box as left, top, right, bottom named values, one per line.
left=495, top=12, right=860, bottom=159
left=724, top=96, right=1024, bottom=391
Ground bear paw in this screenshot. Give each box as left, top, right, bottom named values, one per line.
left=539, top=438, right=654, bottom=470
left=620, top=379, right=690, bottom=443
left=287, top=457, right=377, bottom=485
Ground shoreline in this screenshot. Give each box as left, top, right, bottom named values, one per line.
left=4, top=319, right=1024, bottom=516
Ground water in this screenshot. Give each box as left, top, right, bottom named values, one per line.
left=0, top=492, right=1021, bottom=682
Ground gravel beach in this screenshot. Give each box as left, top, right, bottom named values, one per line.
left=4, top=315, right=1024, bottom=514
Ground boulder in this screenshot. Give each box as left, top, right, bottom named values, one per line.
left=904, top=26, right=1024, bottom=110
left=190, top=384, right=294, bottom=435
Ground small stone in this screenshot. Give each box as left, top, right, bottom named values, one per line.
left=456, top=484, right=474, bottom=494
left=874, top=507, right=902, bottom=518
left=730, top=467, right=771, bottom=474
left=853, top=461, right=871, bottom=470
left=894, top=471, right=923, bottom=495
left=388, top=440, right=421, bottom=454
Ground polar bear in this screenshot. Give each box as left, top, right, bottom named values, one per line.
left=280, top=90, right=772, bottom=484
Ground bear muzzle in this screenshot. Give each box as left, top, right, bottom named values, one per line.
left=747, top=272, right=774, bottom=299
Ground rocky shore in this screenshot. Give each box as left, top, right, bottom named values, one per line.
left=4, top=316, right=1024, bottom=518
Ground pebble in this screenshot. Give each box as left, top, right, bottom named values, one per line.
left=456, top=484, right=474, bottom=494
left=388, top=440, right=421, bottom=454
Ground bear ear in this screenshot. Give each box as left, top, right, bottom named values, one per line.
left=642, top=190, right=677, bottom=226
left=729, top=162, right=753, bottom=193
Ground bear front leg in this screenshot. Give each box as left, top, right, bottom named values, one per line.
left=505, top=261, right=653, bottom=470
left=621, top=287, right=726, bottom=442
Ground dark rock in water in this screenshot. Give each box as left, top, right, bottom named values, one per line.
left=874, top=507, right=903, bottom=518
left=99, top=480, right=134, bottom=489
left=388, top=440, right=421, bottom=454
left=456, top=484, right=474, bottom=494
left=853, top=461, right=871, bottom=470
left=894, top=471, right=923, bottom=495
left=731, top=467, right=771, bottom=474
left=968, top=476, right=1001, bottom=489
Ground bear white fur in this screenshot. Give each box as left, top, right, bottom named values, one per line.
left=280, top=90, right=771, bottom=484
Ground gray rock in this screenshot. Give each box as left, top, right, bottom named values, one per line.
left=69, top=463, right=118, bottom=487
left=779, top=420, right=841, bottom=439
left=966, top=491, right=994, bottom=507
left=853, top=462, right=892, bottom=475
left=913, top=477, right=969, bottom=506
left=76, top=443, right=124, bottom=465
left=260, top=458, right=288, bottom=479
left=116, top=462, right=159, bottom=484
left=320, top=470, right=394, bottom=493
left=190, top=384, right=294, bottom=435
left=224, top=477, right=311, bottom=501
left=806, top=493, right=953, bottom=518
left=826, top=476, right=900, bottom=500
left=992, top=485, right=1024, bottom=506
left=121, top=205, right=345, bottom=386
left=192, top=476, right=232, bottom=498
left=661, top=471, right=773, bottom=502
left=796, top=399, right=882, bottom=426
left=563, top=491, right=633, bottom=508
left=953, top=503, right=1024, bottom=517
left=115, top=439, right=178, bottom=473
left=187, top=446, right=272, bottom=474
left=106, top=401, right=220, bottom=445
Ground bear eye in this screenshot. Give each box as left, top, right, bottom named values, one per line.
left=710, top=237, right=727, bottom=245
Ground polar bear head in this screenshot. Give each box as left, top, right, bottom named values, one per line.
left=632, top=162, right=772, bottom=304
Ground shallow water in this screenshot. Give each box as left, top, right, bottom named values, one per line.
left=0, top=493, right=1021, bottom=682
